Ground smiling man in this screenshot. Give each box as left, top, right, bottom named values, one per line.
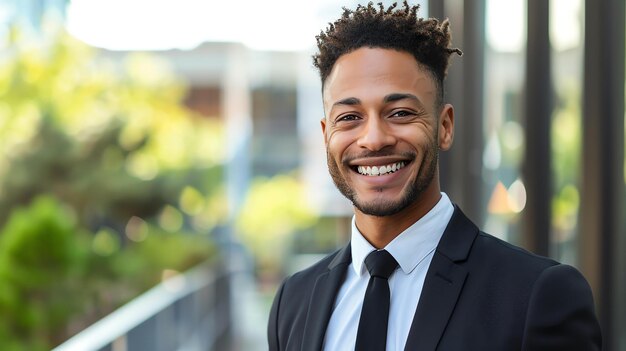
left=267, top=2, right=601, bottom=350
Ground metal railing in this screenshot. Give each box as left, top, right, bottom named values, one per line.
left=53, top=260, right=232, bottom=351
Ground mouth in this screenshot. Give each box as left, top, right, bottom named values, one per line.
left=353, top=161, right=407, bottom=177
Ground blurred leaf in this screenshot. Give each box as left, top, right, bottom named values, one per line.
left=236, top=173, right=317, bottom=269
left=0, top=28, right=225, bottom=231
left=0, top=196, right=89, bottom=350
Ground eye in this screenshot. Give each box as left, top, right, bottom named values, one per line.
left=390, top=110, right=414, bottom=118
left=336, top=114, right=360, bottom=122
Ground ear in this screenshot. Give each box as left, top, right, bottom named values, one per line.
left=438, top=103, right=454, bottom=151
left=320, top=117, right=328, bottom=145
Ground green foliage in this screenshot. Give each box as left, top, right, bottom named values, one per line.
left=551, top=86, right=582, bottom=235
left=0, top=196, right=217, bottom=350
left=236, top=173, right=317, bottom=271
left=0, top=196, right=88, bottom=350
left=0, top=27, right=225, bottom=349
left=114, top=227, right=217, bottom=290
left=551, top=87, right=581, bottom=192
left=0, top=29, right=224, bottom=229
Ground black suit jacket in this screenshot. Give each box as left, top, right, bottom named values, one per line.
left=267, top=207, right=602, bottom=350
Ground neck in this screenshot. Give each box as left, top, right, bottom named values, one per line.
left=354, top=180, right=442, bottom=249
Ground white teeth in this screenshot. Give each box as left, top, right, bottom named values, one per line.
left=356, top=162, right=406, bottom=176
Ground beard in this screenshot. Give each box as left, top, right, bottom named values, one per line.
left=327, top=143, right=438, bottom=217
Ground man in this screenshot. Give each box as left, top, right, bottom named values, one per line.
left=267, top=2, right=602, bottom=350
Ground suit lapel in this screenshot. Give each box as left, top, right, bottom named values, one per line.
left=302, top=245, right=351, bottom=351
left=404, top=206, right=478, bottom=351
left=403, top=252, right=468, bottom=350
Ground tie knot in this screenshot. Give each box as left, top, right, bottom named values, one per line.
left=364, top=250, right=398, bottom=279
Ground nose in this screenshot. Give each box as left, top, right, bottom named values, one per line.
left=356, top=117, right=396, bottom=151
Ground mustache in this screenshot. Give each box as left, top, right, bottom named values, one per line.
left=341, top=150, right=416, bottom=165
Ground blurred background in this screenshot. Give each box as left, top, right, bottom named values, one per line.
left=0, top=0, right=624, bottom=350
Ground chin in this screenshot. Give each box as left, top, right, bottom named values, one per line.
left=353, top=189, right=417, bottom=217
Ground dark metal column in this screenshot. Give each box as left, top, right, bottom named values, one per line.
left=581, top=0, right=625, bottom=349
left=522, top=0, right=552, bottom=257
left=435, top=0, right=486, bottom=226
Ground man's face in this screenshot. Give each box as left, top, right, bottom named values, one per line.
left=321, top=47, right=454, bottom=217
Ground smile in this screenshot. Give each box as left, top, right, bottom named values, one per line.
left=356, top=162, right=406, bottom=176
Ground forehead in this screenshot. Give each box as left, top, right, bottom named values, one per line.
left=322, top=47, right=437, bottom=107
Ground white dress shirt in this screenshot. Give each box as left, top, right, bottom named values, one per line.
left=322, top=193, right=454, bottom=351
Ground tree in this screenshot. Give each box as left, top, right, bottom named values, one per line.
left=0, top=27, right=226, bottom=349
left=0, top=28, right=225, bottom=232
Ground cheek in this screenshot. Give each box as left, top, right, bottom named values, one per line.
left=326, top=130, right=357, bottom=155
left=395, top=125, right=436, bottom=147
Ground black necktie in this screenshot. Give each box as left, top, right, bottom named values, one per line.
left=355, top=249, right=399, bottom=351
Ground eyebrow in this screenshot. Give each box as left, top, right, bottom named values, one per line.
left=332, top=97, right=361, bottom=108
left=331, top=93, right=422, bottom=109
left=383, top=93, right=421, bottom=104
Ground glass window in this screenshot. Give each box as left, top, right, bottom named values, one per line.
left=549, top=0, right=584, bottom=265
left=483, top=0, right=527, bottom=245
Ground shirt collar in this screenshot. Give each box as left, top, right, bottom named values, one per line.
left=350, top=193, right=455, bottom=276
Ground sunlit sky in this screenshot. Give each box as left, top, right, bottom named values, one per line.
left=65, top=0, right=404, bottom=51
left=65, top=0, right=579, bottom=52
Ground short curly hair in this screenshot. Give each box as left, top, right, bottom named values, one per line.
left=313, top=1, right=462, bottom=105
